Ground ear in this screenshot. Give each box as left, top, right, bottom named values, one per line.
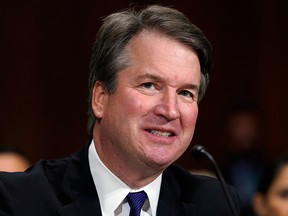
left=252, top=192, right=268, bottom=216
left=92, top=81, right=106, bottom=119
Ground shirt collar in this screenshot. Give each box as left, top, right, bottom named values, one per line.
left=88, top=140, right=162, bottom=216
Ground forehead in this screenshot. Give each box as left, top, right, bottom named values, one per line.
left=122, top=31, right=200, bottom=84
left=127, top=30, right=198, bottom=60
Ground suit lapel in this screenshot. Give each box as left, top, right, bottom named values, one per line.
left=57, top=187, right=102, bottom=216
left=56, top=140, right=103, bottom=216
left=157, top=168, right=197, bottom=216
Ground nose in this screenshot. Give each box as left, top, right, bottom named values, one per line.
left=154, top=90, right=180, bottom=120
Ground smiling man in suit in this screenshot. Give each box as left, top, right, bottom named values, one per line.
left=0, top=5, right=241, bottom=216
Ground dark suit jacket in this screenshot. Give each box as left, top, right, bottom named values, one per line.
left=0, top=142, right=241, bottom=216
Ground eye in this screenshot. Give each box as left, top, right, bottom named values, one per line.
left=138, top=82, right=160, bottom=95
left=277, top=189, right=288, bottom=199
left=179, top=90, right=197, bottom=101
left=141, top=82, right=155, bottom=89
left=179, top=90, right=192, bottom=97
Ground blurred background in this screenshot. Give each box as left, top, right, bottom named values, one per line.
left=0, top=0, right=287, bottom=210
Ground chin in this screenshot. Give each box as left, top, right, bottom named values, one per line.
left=145, top=155, right=176, bottom=170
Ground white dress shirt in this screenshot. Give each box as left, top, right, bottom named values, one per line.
left=88, top=140, right=162, bottom=216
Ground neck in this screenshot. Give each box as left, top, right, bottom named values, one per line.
left=93, top=139, right=163, bottom=189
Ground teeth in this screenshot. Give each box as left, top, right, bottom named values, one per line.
left=149, top=130, right=173, bottom=137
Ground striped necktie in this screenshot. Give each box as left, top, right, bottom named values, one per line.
left=127, top=191, right=148, bottom=216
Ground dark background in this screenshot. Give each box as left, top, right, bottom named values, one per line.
left=1, top=0, right=287, bottom=170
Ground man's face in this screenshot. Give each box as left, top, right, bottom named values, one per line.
left=93, top=31, right=200, bottom=175
left=265, top=165, right=288, bottom=216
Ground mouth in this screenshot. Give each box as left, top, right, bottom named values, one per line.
left=146, top=129, right=175, bottom=137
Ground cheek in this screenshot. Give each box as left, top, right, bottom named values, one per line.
left=267, top=197, right=288, bottom=216
left=124, top=97, right=145, bottom=114
left=123, top=92, right=153, bottom=115
left=181, top=104, right=198, bottom=128
left=111, top=90, right=141, bottom=112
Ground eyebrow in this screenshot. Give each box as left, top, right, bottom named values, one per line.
left=136, top=73, right=200, bottom=92
left=136, top=73, right=162, bottom=82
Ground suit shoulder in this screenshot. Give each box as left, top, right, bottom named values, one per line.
left=0, top=157, right=70, bottom=198
left=0, top=157, right=69, bottom=184
left=0, top=156, right=74, bottom=215
left=165, top=163, right=219, bottom=187
left=163, top=164, right=242, bottom=215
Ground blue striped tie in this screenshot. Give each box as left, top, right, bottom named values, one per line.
left=127, top=191, right=147, bottom=216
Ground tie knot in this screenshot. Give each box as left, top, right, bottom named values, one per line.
left=127, top=191, right=147, bottom=216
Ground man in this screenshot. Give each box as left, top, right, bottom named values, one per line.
left=0, top=5, right=241, bottom=216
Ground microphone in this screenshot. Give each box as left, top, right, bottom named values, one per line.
left=190, top=145, right=238, bottom=216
